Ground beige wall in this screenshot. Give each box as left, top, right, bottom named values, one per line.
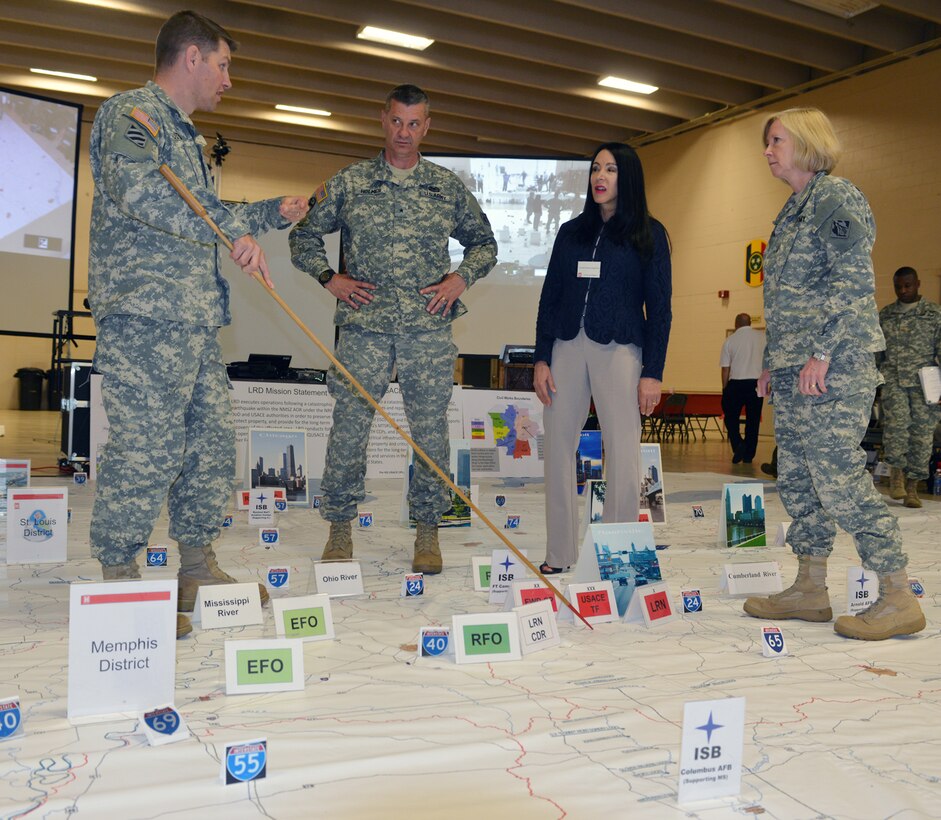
left=4, top=49, right=939, bottom=411
left=640, top=48, right=941, bottom=396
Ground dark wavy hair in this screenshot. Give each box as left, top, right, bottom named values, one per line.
left=575, top=142, right=658, bottom=259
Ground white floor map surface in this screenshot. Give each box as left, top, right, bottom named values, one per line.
left=0, top=473, right=938, bottom=818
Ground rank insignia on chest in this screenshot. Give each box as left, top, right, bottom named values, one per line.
left=831, top=219, right=849, bottom=238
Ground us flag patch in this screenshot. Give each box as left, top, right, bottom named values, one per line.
left=313, top=180, right=328, bottom=204
left=130, top=106, right=159, bottom=136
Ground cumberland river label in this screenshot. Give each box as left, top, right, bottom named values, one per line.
left=67, top=580, right=177, bottom=722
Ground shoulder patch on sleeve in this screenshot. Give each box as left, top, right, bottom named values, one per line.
left=830, top=219, right=849, bottom=238
left=313, top=180, right=328, bottom=204
left=129, top=106, right=159, bottom=137
left=124, top=121, right=149, bottom=148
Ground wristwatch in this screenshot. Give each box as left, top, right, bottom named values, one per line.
left=811, top=352, right=830, bottom=363
left=317, top=269, right=336, bottom=287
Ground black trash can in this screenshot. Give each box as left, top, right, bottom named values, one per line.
left=14, top=367, right=45, bottom=410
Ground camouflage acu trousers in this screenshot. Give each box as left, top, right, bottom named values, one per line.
left=881, top=378, right=940, bottom=480
left=771, top=351, right=907, bottom=573
left=321, top=325, right=455, bottom=524
left=91, top=315, right=234, bottom=565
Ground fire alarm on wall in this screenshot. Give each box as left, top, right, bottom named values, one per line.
left=718, top=290, right=730, bottom=299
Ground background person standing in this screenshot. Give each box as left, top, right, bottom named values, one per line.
left=720, top=312, right=766, bottom=463
left=878, top=266, right=941, bottom=508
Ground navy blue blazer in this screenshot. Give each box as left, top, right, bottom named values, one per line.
left=534, top=215, right=672, bottom=380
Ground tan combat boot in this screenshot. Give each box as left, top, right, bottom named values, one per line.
left=903, top=479, right=922, bottom=509
left=322, top=520, right=354, bottom=561
left=412, top=522, right=442, bottom=574
left=102, top=560, right=192, bottom=638
left=888, top=466, right=906, bottom=500
left=177, top=545, right=269, bottom=612
left=834, top=569, right=926, bottom=640
left=743, top=554, right=831, bottom=622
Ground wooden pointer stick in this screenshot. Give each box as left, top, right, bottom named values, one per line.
left=158, top=163, right=593, bottom=629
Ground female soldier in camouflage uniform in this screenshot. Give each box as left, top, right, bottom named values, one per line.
left=742, top=108, right=925, bottom=641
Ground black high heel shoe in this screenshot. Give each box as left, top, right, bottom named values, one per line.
left=539, top=562, right=566, bottom=575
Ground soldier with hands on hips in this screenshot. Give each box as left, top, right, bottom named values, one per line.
left=290, top=84, right=497, bottom=574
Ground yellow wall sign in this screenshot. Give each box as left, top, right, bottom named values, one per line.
left=745, top=239, right=766, bottom=287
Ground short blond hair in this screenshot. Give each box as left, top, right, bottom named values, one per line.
left=763, top=107, right=842, bottom=173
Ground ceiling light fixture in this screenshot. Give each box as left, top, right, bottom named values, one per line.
left=356, top=26, right=433, bottom=51
left=30, top=67, right=98, bottom=82
left=275, top=104, right=331, bottom=117
left=598, top=76, right=658, bottom=95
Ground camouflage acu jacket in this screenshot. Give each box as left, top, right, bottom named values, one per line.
left=89, top=81, right=288, bottom=327
left=290, top=153, right=497, bottom=333
left=878, top=298, right=941, bottom=387
left=763, top=172, right=885, bottom=371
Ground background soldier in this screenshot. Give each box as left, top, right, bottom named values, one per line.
left=878, top=266, right=941, bottom=508
left=88, top=11, right=308, bottom=637
left=291, top=84, right=497, bottom=574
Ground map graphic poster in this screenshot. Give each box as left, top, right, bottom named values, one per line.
left=462, top=391, right=544, bottom=478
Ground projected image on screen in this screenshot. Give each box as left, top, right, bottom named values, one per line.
left=424, top=155, right=590, bottom=282
left=0, top=87, right=81, bottom=334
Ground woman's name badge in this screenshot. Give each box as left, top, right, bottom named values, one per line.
left=577, top=261, right=601, bottom=278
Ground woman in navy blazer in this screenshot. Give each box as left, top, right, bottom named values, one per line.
left=534, top=143, right=672, bottom=573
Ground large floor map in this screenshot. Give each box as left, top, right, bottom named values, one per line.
left=0, top=473, right=938, bottom=818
